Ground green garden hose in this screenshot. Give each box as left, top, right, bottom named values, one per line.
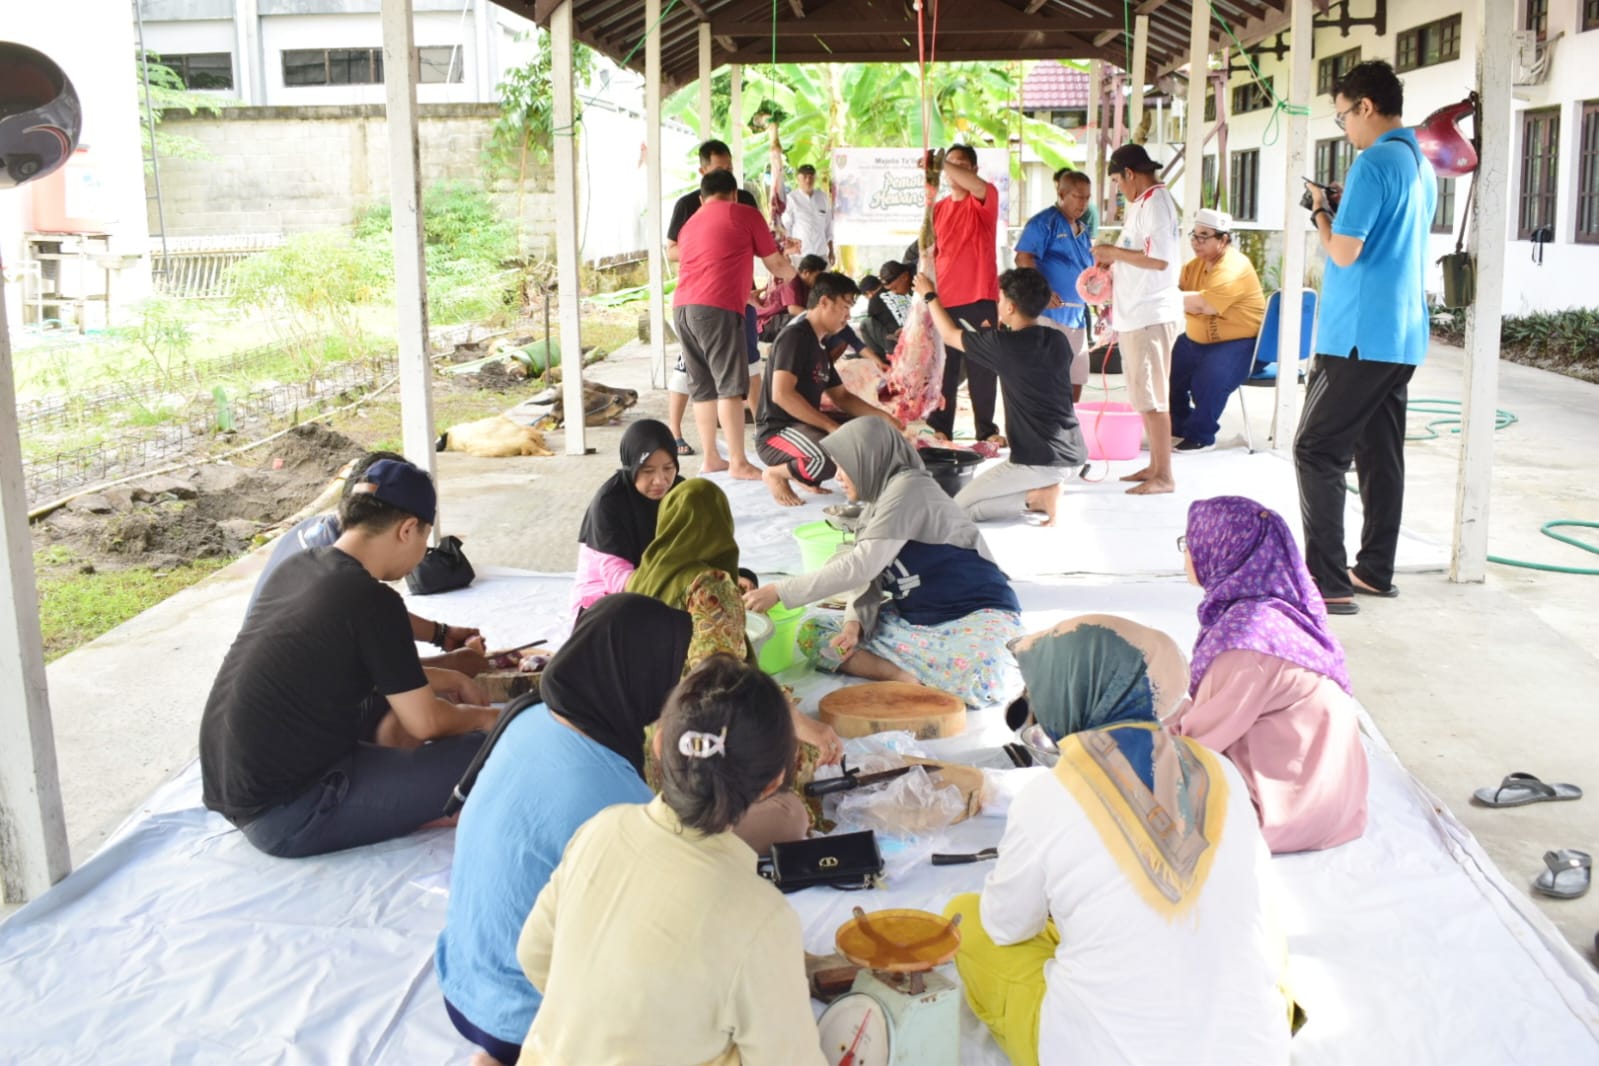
left=1487, top=522, right=1599, bottom=576
left=1405, top=397, right=1518, bottom=441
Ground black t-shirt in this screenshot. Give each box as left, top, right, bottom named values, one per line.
left=867, top=293, right=902, bottom=333
left=667, top=188, right=761, bottom=242
left=961, top=326, right=1086, bottom=467
left=757, top=319, right=842, bottom=439
left=199, top=546, right=428, bottom=823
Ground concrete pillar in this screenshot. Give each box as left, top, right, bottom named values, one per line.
left=1183, top=3, right=1209, bottom=218
left=380, top=0, right=438, bottom=487
left=0, top=278, right=70, bottom=903
left=233, top=0, right=265, bottom=106
left=1271, top=0, right=1312, bottom=452
left=698, top=23, right=714, bottom=139
left=1129, top=15, right=1149, bottom=141
left=645, top=0, right=666, bottom=383
left=551, top=2, right=586, bottom=456
left=475, top=0, right=495, bottom=100
left=1452, top=0, right=1513, bottom=582
left=729, top=64, right=743, bottom=183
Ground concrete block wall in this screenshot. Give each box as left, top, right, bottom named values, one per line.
left=149, top=104, right=557, bottom=255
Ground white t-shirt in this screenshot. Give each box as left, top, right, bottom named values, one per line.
left=1109, top=184, right=1183, bottom=330
left=979, top=752, right=1292, bottom=1066
left=781, top=188, right=833, bottom=258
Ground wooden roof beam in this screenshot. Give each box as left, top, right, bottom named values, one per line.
left=714, top=14, right=1127, bottom=36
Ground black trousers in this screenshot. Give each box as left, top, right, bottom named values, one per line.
left=1294, top=350, right=1415, bottom=599
left=926, top=299, right=1000, bottom=440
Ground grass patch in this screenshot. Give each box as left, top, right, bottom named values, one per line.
left=35, top=553, right=230, bottom=662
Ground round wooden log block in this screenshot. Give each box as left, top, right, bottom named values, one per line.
left=817, top=681, right=966, bottom=740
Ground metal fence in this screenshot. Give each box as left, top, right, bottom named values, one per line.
left=151, top=233, right=285, bottom=300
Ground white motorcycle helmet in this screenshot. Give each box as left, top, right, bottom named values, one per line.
left=0, top=41, right=82, bottom=189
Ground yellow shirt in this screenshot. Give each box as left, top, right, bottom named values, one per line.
left=517, top=797, right=826, bottom=1066
left=1180, top=246, right=1266, bottom=344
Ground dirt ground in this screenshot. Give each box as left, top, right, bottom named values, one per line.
left=33, top=422, right=365, bottom=574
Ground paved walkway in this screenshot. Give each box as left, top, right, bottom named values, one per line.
left=26, top=337, right=1599, bottom=958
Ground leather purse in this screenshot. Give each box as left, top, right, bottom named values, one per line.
left=760, top=831, right=883, bottom=894
left=405, top=535, right=475, bottom=595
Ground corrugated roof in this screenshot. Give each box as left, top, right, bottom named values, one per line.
left=1021, top=61, right=1090, bottom=110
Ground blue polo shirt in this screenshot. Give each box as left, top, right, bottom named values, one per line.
left=1318, top=128, right=1437, bottom=365
left=1015, top=205, right=1095, bottom=329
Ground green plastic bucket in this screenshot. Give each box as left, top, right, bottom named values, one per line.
left=794, top=520, right=849, bottom=571
left=757, top=603, right=807, bottom=674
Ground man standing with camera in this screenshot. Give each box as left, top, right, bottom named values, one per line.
left=1298, top=60, right=1436, bottom=615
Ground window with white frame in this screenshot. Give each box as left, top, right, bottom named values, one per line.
left=1577, top=101, right=1599, bottom=243
left=283, top=48, right=384, bottom=87
left=1432, top=178, right=1457, bottom=234
left=418, top=46, right=465, bottom=84
left=1518, top=107, right=1560, bottom=240
left=1395, top=15, right=1462, bottom=73
left=1230, top=150, right=1259, bottom=222
left=156, top=52, right=234, bottom=91
left=1317, top=48, right=1360, bottom=96
left=1314, top=137, right=1355, bottom=186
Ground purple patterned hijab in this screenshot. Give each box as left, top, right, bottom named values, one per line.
left=1186, top=496, right=1352, bottom=696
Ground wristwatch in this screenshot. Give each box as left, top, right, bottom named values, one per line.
left=1311, top=207, right=1333, bottom=225
left=923, top=290, right=939, bottom=303
left=432, top=620, right=449, bottom=648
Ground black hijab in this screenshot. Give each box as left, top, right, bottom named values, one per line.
left=577, top=419, right=681, bottom=566
left=541, top=592, right=692, bottom=774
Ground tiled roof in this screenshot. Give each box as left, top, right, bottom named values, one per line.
left=1021, top=61, right=1090, bottom=110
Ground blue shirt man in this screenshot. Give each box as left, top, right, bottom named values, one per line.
left=1014, top=168, right=1096, bottom=330
left=1317, top=126, right=1436, bottom=365
left=1296, top=60, right=1437, bottom=613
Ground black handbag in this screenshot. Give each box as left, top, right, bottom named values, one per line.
left=405, top=534, right=475, bottom=595
left=759, top=830, right=883, bottom=893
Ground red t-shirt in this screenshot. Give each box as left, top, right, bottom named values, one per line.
left=932, top=182, right=1000, bottom=308
left=673, top=200, right=779, bottom=314
left=756, top=276, right=810, bottom=333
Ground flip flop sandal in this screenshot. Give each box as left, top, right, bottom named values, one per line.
left=1350, top=571, right=1400, bottom=597
left=1533, top=849, right=1591, bottom=899
left=1323, top=600, right=1360, bottom=616
left=674, top=437, right=695, bottom=456
left=1472, top=772, right=1583, bottom=808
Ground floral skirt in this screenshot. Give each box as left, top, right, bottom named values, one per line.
left=798, top=606, right=1024, bottom=707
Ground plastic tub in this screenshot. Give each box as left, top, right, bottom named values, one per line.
left=757, top=603, right=808, bottom=673
left=1076, top=401, right=1144, bottom=461
left=918, top=446, right=983, bottom=497
left=794, top=520, right=850, bottom=571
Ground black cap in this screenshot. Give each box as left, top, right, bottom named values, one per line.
left=859, top=274, right=882, bottom=293
left=1004, top=693, right=1032, bottom=732
left=351, top=459, right=436, bottom=526
left=1108, top=143, right=1162, bottom=174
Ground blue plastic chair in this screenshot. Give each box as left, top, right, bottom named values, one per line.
left=1236, top=289, right=1318, bottom=452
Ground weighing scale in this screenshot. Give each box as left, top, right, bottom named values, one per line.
left=816, top=907, right=964, bottom=1066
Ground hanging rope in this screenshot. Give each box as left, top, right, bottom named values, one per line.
left=551, top=0, right=681, bottom=137
left=1204, top=0, right=1309, bottom=147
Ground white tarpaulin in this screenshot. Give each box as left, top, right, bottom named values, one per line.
left=2, top=450, right=1596, bottom=1064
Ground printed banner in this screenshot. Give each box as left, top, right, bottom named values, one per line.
left=831, top=146, right=1010, bottom=250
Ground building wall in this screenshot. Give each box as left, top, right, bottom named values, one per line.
left=2, top=0, right=153, bottom=326
left=1202, top=0, right=1599, bottom=314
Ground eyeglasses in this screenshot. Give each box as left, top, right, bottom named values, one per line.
left=1334, top=101, right=1361, bottom=131
left=1176, top=534, right=1188, bottom=553
left=1189, top=230, right=1221, bottom=241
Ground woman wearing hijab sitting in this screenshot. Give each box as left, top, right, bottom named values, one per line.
left=627, top=478, right=843, bottom=829
left=570, top=419, right=682, bottom=617
left=944, top=615, right=1294, bottom=1066
left=435, top=594, right=690, bottom=1065
left=1172, top=496, right=1368, bottom=854
left=515, top=655, right=826, bottom=1065
left=743, top=417, right=1022, bottom=707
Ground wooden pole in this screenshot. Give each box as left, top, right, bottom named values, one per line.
left=646, top=0, right=666, bottom=384
left=1271, top=0, right=1312, bottom=451
left=1129, top=15, right=1149, bottom=142
left=729, top=64, right=743, bottom=183
left=1452, top=0, right=1512, bottom=581
left=1183, top=2, right=1208, bottom=219
left=551, top=1, right=586, bottom=455
left=379, top=0, right=438, bottom=486
left=698, top=23, right=713, bottom=139
left=0, top=275, right=69, bottom=903
left=1086, top=60, right=1104, bottom=216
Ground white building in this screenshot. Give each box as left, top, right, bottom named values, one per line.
left=1185, top=0, right=1599, bottom=314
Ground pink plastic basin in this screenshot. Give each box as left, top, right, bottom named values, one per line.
left=1076, top=401, right=1144, bottom=461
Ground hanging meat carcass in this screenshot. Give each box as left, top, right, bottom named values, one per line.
left=884, top=292, right=946, bottom=425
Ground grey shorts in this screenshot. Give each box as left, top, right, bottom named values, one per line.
left=1040, top=319, right=1091, bottom=386
left=237, top=732, right=484, bottom=858
left=673, top=304, right=750, bottom=401
left=1119, top=320, right=1181, bottom=412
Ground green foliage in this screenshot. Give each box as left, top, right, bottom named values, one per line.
left=136, top=53, right=225, bottom=169
left=485, top=30, right=597, bottom=173
left=665, top=60, right=1079, bottom=186
left=34, top=552, right=228, bottom=662
left=112, top=298, right=193, bottom=385
left=228, top=230, right=389, bottom=357
left=356, top=181, right=520, bottom=325
left=1433, top=307, right=1599, bottom=367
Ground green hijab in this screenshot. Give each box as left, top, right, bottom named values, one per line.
left=626, top=479, right=740, bottom=608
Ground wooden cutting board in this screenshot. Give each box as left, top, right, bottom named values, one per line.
left=818, top=681, right=966, bottom=740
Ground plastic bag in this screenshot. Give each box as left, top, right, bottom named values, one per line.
left=834, top=766, right=967, bottom=838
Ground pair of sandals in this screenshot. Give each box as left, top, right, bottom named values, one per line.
left=1323, top=571, right=1400, bottom=616
left=1472, top=772, right=1590, bottom=900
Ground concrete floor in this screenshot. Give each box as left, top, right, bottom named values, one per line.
left=19, top=336, right=1599, bottom=960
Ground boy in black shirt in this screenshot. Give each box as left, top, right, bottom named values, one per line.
left=916, top=267, right=1086, bottom=526
left=755, top=272, right=904, bottom=507
left=199, top=460, right=498, bottom=858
